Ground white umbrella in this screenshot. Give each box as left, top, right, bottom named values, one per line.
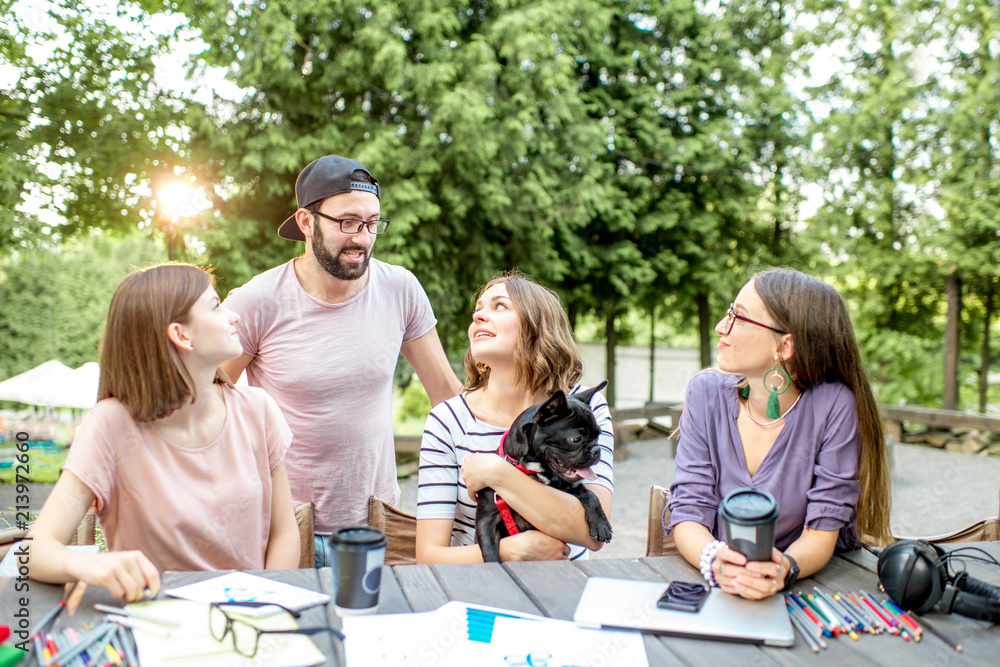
left=0, top=360, right=99, bottom=408
left=52, top=362, right=101, bottom=409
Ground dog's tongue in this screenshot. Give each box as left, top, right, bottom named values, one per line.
left=571, top=467, right=597, bottom=481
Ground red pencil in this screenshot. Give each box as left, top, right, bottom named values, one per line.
left=861, top=595, right=898, bottom=634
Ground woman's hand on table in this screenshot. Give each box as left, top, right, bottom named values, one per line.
left=70, top=550, right=160, bottom=602
left=714, top=546, right=786, bottom=600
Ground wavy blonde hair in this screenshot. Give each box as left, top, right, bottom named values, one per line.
left=463, top=271, right=582, bottom=396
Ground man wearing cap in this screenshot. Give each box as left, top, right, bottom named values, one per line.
left=221, top=155, right=462, bottom=566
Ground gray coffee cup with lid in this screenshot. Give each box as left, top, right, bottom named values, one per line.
left=330, top=526, right=387, bottom=615
left=719, top=487, right=779, bottom=562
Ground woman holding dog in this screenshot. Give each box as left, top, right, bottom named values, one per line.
left=27, top=263, right=300, bottom=601
left=668, top=268, right=891, bottom=600
left=416, top=271, right=613, bottom=563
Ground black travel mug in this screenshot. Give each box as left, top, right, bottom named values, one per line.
left=719, top=487, right=779, bottom=562
left=329, top=526, right=387, bottom=615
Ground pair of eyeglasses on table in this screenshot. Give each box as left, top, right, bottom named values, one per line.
left=209, top=601, right=344, bottom=658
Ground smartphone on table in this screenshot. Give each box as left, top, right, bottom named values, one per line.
left=656, top=581, right=710, bottom=613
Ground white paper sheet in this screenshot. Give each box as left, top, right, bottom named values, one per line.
left=165, top=571, right=330, bottom=612
left=127, top=598, right=326, bottom=667
left=341, top=601, right=647, bottom=667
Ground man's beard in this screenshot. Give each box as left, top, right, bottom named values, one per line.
left=312, top=220, right=371, bottom=281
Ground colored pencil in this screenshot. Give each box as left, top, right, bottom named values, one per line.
left=790, top=593, right=834, bottom=636
left=787, top=605, right=821, bottom=653
left=909, top=614, right=962, bottom=653
left=845, top=592, right=881, bottom=632
left=814, top=588, right=859, bottom=638
left=883, top=599, right=922, bottom=638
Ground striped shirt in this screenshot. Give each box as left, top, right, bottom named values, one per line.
left=416, top=385, right=614, bottom=560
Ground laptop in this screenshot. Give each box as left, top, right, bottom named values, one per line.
left=572, top=577, right=795, bottom=647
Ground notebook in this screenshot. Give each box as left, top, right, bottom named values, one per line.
left=572, top=577, right=794, bottom=647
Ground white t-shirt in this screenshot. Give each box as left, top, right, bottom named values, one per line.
left=417, top=385, right=614, bottom=560
left=223, top=258, right=437, bottom=532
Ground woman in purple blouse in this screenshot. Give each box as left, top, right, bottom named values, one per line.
left=667, top=268, right=891, bottom=600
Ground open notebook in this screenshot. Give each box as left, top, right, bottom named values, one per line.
left=573, top=577, right=794, bottom=647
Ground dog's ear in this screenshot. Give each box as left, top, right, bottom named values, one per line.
left=535, top=390, right=568, bottom=425
left=572, top=380, right=608, bottom=406
left=505, top=422, right=535, bottom=460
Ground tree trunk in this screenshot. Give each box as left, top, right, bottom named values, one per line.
left=943, top=268, right=961, bottom=410
left=567, top=299, right=578, bottom=334
left=649, top=302, right=656, bottom=403
left=605, top=312, right=617, bottom=408
left=697, top=291, right=711, bottom=368
left=981, top=280, right=993, bottom=413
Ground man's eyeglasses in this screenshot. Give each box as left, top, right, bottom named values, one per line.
left=209, top=602, right=343, bottom=658
left=722, top=303, right=787, bottom=335
left=312, top=211, right=389, bottom=235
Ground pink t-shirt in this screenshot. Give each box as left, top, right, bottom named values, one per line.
left=223, top=258, right=437, bottom=532
left=64, top=385, right=292, bottom=572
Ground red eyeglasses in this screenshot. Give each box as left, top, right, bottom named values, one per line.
left=722, top=303, right=787, bottom=335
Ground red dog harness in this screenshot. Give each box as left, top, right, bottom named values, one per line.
left=494, top=430, right=538, bottom=536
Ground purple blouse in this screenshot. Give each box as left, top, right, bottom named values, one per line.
left=667, top=371, right=861, bottom=551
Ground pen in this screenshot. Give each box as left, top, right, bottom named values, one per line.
left=93, top=604, right=180, bottom=628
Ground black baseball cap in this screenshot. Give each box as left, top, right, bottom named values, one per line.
left=277, top=155, right=381, bottom=241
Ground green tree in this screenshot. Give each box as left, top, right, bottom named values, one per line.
left=0, top=232, right=165, bottom=380
left=930, top=0, right=1000, bottom=412
left=801, top=0, right=943, bottom=405
left=1, top=0, right=182, bottom=254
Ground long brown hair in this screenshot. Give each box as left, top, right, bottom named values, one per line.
left=464, top=271, right=582, bottom=396
left=754, top=267, right=892, bottom=545
left=98, top=263, right=231, bottom=422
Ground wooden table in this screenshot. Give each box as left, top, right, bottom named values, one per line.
left=1, top=568, right=338, bottom=666
left=6, top=544, right=999, bottom=666
left=332, top=543, right=1000, bottom=666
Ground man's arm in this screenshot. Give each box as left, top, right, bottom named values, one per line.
left=220, top=353, right=254, bottom=384
left=400, top=328, right=462, bottom=406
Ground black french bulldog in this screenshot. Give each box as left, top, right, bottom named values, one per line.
left=475, top=380, right=613, bottom=562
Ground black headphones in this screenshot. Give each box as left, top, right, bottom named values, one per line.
left=877, top=539, right=1000, bottom=623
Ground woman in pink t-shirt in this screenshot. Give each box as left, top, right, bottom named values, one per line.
left=27, top=263, right=300, bottom=601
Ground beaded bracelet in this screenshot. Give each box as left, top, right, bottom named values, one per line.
left=699, top=540, right=726, bottom=587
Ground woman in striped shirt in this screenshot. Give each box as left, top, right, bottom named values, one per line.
left=415, top=271, right=614, bottom=563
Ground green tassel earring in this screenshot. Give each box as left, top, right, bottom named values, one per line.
left=764, top=362, right=790, bottom=419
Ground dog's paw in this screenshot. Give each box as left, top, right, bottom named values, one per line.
left=591, top=519, right=613, bottom=543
